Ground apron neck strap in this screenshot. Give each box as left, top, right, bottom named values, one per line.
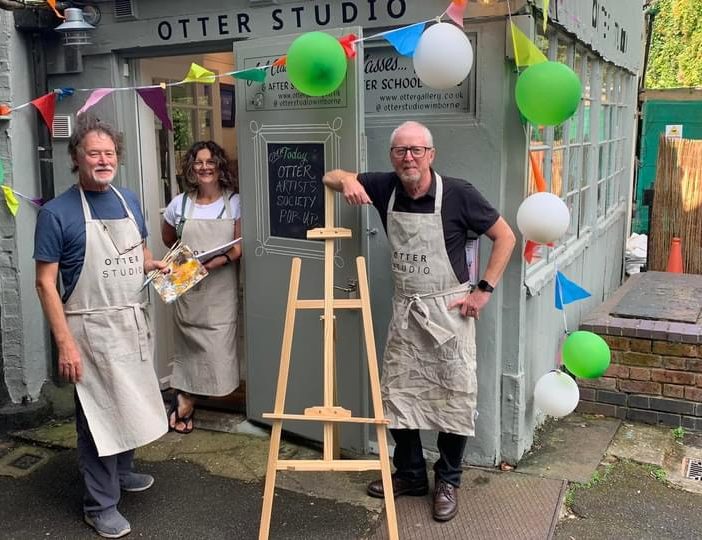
left=78, top=184, right=135, bottom=221
left=388, top=172, right=443, bottom=214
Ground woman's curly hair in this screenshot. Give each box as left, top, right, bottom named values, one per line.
left=180, top=141, right=239, bottom=194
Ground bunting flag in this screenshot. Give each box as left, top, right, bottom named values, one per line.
left=339, top=34, right=358, bottom=59
left=47, top=0, right=64, bottom=19
left=55, top=87, right=75, bottom=101
left=543, top=0, right=551, bottom=33
left=446, top=0, right=468, bottom=28
left=182, top=63, right=216, bottom=84
left=383, top=23, right=426, bottom=57
left=0, top=104, right=10, bottom=116
left=77, top=88, right=115, bottom=115
left=554, top=271, right=591, bottom=310
left=136, top=87, right=172, bottom=130
left=529, top=151, right=548, bottom=193
left=11, top=189, right=44, bottom=207
left=524, top=240, right=540, bottom=263
left=232, top=68, right=267, bottom=83
left=509, top=22, right=548, bottom=68
left=31, top=93, right=56, bottom=134
left=272, top=56, right=287, bottom=67
left=2, top=185, right=19, bottom=216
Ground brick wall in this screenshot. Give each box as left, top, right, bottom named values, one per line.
left=576, top=335, right=702, bottom=430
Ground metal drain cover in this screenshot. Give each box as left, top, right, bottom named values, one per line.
left=9, top=453, right=44, bottom=470
left=684, top=458, right=702, bottom=481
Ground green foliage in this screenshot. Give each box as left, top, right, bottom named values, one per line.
left=646, top=0, right=702, bottom=88
left=672, top=426, right=686, bottom=441
left=646, top=464, right=668, bottom=481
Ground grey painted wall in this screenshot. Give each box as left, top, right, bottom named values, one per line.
left=0, top=12, right=49, bottom=405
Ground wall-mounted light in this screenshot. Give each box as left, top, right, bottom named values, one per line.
left=54, top=7, right=95, bottom=46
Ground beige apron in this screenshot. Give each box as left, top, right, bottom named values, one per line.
left=65, top=186, right=168, bottom=457
left=170, top=192, right=239, bottom=396
left=382, top=173, right=478, bottom=436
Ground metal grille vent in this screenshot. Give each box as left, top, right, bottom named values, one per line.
left=685, top=458, right=702, bottom=481
left=52, top=115, right=72, bottom=139
left=114, top=0, right=137, bottom=20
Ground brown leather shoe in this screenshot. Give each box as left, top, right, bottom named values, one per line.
left=367, top=473, right=429, bottom=499
left=432, top=480, right=459, bottom=522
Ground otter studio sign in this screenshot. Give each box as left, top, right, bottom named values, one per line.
left=154, top=1, right=414, bottom=42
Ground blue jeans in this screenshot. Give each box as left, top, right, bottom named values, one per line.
left=390, top=428, right=468, bottom=487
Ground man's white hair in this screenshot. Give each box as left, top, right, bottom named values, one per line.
left=389, top=121, right=434, bottom=147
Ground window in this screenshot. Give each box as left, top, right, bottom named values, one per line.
left=525, top=30, right=634, bottom=271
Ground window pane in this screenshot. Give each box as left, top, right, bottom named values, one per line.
left=554, top=124, right=565, bottom=146
left=198, top=110, right=213, bottom=140
left=551, top=148, right=564, bottom=197
left=598, top=145, right=608, bottom=180
left=583, top=100, right=591, bottom=143
left=171, top=84, right=195, bottom=106
left=198, top=84, right=213, bottom=107
left=583, top=57, right=592, bottom=100
left=566, top=193, right=579, bottom=237
left=579, top=186, right=589, bottom=233
left=557, top=41, right=568, bottom=64
left=568, top=146, right=581, bottom=194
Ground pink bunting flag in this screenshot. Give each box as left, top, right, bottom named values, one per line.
left=31, top=93, right=56, bottom=134
left=77, top=88, right=115, bottom=115
left=136, top=87, right=173, bottom=131
left=446, top=0, right=467, bottom=28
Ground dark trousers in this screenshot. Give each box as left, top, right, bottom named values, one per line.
left=390, top=428, right=468, bottom=487
left=75, top=393, right=134, bottom=515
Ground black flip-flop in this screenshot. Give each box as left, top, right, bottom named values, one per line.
left=174, top=410, right=194, bottom=434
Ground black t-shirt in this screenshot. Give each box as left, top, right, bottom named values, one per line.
left=358, top=170, right=500, bottom=283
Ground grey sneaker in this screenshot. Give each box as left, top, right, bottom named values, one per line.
left=84, top=508, right=131, bottom=538
left=120, top=472, right=155, bottom=492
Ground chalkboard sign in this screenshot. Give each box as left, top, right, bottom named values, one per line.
left=267, top=143, right=325, bottom=239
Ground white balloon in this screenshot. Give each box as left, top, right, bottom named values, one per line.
left=413, top=23, right=474, bottom=89
left=516, top=192, right=570, bottom=244
left=534, top=370, right=580, bottom=418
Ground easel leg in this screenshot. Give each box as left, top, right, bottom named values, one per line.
left=356, top=257, right=399, bottom=540
left=258, top=421, right=282, bottom=540
left=259, top=258, right=302, bottom=540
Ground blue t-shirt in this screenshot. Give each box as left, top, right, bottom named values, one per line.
left=34, top=185, right=148, bottom=302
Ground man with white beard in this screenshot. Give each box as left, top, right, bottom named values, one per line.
left=34, top=114, right=168, bottom=538
left=323, top=121, right=515, bottom=522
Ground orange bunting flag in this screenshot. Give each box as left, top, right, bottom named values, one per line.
left=0, top=104, right=11, bottom=116
left=338, top=34, right=358, bottom=59
left=528, top=151, right=548, bottom=193
left=272, top=56, right=287, bottom=67
left=31, top=92, right=56, bottom=135
left=446, top=0, right=468, bottom=27
left=46, top=0, right=64, bottom=19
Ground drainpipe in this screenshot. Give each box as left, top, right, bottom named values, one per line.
left=29, top=30, right=59, bottom=378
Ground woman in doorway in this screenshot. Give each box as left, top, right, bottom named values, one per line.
left=162, top=141, right=242, bottom=434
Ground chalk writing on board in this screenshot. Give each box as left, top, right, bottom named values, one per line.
left=267, top=143, right=324, bottom=239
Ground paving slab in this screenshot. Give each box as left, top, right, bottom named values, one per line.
left=517, top=414, right=621, bottom=483
left=607, top=422, right=672, bottom=467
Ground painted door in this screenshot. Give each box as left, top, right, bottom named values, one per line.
left=234, top=29, right=369, bottom=452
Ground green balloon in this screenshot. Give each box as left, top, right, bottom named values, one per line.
left=515, top=61, right=582, bottom=126
left=562, top=331, right=611, bottom=379
left=286, top=32, right=348, bottom=97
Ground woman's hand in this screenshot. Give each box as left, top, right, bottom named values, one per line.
left=204, top=254, right=230, bottom=271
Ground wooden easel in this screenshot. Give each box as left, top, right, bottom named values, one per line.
left=258, top=187, right=398, bottom=540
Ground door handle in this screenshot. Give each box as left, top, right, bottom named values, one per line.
left=367, top=228, right=378, bottom=236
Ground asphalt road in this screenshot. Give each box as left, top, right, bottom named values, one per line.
left=0, top=449, right=379, bottom=540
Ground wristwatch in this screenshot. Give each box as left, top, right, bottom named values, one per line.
left=477, top=279, right=494, bottom=293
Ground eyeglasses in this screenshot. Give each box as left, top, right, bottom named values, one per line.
left=390, top=146, right=433, bottom=158
left=193, top=160, right=217, bottom=169
left=86, top=150, right=117, bottom=160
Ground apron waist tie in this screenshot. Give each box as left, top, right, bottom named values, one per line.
left=398, top=283, right=472, bottom=347
left=65, top=303, right=150, bottom=361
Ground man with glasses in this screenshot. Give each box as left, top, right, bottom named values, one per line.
left=323, top=121, right=515, bottom=522
left=34, top=114, right=168, bottom=538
